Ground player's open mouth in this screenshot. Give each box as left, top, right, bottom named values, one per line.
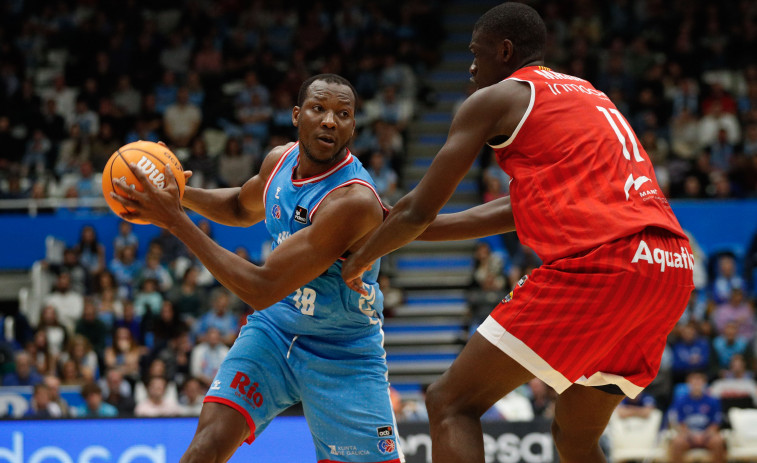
left=317, top=135, right=335, bottom=146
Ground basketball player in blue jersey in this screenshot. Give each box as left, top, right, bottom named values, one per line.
left=110, top=74, right=405, bottom=463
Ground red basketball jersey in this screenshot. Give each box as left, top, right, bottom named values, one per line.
left=489, top=66, right=686, bottom=264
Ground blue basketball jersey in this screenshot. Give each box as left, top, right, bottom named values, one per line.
left=253, top=142, right=386, bottom=339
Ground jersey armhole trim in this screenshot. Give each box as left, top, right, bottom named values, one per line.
left=487, top=78, right=535, bottom=150
left=308, top=179, right=387, bottom=222
left=262, top=142, right=298, bottom=210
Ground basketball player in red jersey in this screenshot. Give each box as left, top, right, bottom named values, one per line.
left=343, top=3, right=695, bottom=462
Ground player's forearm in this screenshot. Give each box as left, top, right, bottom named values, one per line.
left=166, top=215, right=279, bottom=309
left=352, top=193, right=436, bottom=265
left=181, top=186, right=254, bottom=227
left=418, top=196, right=515, bottom=241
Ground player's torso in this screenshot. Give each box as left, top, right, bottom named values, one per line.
left=255, top=142, right=385, bottom=338
left=490, top=66, right=686, bottom=264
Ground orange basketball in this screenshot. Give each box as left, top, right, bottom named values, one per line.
left=101, top=141, right=185, bottom=224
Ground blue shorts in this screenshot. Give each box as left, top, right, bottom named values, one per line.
left=204, top=316, right=404, bottom=463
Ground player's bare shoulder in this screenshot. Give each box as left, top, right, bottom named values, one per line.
left=455, top=79, right=532, bottom=142
left=312, top=182, right=384, bottom=227
left=257, top=142, right=296, bottom=182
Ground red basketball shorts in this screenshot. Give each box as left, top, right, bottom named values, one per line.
left=478, top=227, right=695, bottom=398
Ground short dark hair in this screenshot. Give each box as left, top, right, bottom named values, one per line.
left=474, top=3, right=546, bottom=62
left=81, top=382, right=102, bottom=398
left=297, top=74, right=358, bottom=107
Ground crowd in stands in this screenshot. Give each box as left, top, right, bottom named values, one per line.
left=0, top=0, right=441, bottom=207
left=0, top=0, right=443, bottom=418
left=0, top=3, right=755, bottom=451
left=474, top=0, right=757, bottom=203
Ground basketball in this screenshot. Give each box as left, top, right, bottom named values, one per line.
left=101, top=141, right=185, bottom=224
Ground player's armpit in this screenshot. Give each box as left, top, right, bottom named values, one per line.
left=418, top=196, right=516, bottom=241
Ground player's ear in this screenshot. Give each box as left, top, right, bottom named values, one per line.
left=292, top=106, right=300, bottom=127
left=501, top=39, right=514, bottom=63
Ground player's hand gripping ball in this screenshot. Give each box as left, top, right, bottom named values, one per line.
left=101, top=141, right=185, bottom=224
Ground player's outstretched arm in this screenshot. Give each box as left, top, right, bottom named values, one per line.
left=418, top=196, right=515, bottom=241
left=111, top=164, right=382, bottom=309
left=342, top=81, right=530, bottom=291
left=180, top=143, right=294, bottom=227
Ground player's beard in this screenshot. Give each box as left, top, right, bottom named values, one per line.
left=300, top=140, right=348, bottom=165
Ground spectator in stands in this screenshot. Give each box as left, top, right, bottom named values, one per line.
left=365, top=85, right=413, bottom=133
left=154, top=70, right=178, bottom=115
left=194, top=288, right=238, bottom=345
left=616, top=390, right=657, bottom=419
left=668, top=371, right=726, bottom=463
left=2, top=350, right=43, bottom=386
left=179, top=377, right=205, bottom=417
left=109, top=244, right=141, bottom=300
left=55, top=124, right=90, bottom=177
left=712, top=288, right=755, bottom=341
left=20, top=128, right=51, bottom=179
left=74, top=298, right=107, bottom=354
left=709, top=354, right=757, bottom=411
left=99, top=368, right=135, bottom=416
left=52, top=248, right=86, bottom=295
left=137, top=249, right=173, bottom=294
left=152, top=300, right=187, bottom=353
left=114, top=300, right=141, bottom=343
left=75, top=224, right=106, bottom=281
left=113, top=221, right=138, bottom=258
left=25, top=383, right=63, bottom=418
left=699, top=100, right=741, bottom=150
left=712, top=254, right=744, bottom=305
left=27, top=329, right=56, bottom=376
left=104, top=326, right=142, bottom=386
left=59, top=334, right=99, bottom=381
left=482, top=388, right=535, bottom=422
left=112, top=75, right=141, bottom=117
left=43, top=272, right=83, bottom=334
left=92, top=270, right=122, bottom=326
left=73, top=382, right=118, bottom=418
left=527, top=378, right=557, bottom=419
left=43, top=375, right=69, bottom=417
left=163, top=86, right=202, bottom=148
left=671, top=322, right=712, bottom=385
left=58, top=358, right=86, bottom=386
left=189, top=327, right=229, bottom=388
left=184, top=137, right=217, bottom=189
left=71, top=99, right=99, bottom=139
left=134, top=358, right=179, bottom=404
left=36, top=305, right=68, bottom=357
left=217, top=136, right=254, bottom=188
left=90, top=122, right=119, bottom=171
left=167, top=266, right=206, bottom=327
left=469, top=242, right=508, bottom=328
left=236, top=90, right=272, bottom=142
left=157, top=331, right=193, bottom=387
left=134, top=376, right=182, bottom=417
left=366, top=151, right=399, bottom=205
left=712, top=321, right=754, bottom=376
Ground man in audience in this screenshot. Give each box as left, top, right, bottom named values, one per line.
left=668, top=371, right=726, bottom=463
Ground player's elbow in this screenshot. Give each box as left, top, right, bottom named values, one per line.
left=393, top=195, right=437, bottom=228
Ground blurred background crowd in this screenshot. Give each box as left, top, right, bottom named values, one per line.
left=0, top=0, right=754, bottom=441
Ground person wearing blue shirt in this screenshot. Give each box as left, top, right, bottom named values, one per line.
left=73, top=382, right=119, bottom=418
left=668, top=371, right=725, bottom=463
left=193, top=288, right=239, bottom=346
left=2, top=351, right=43, bottom=387
left=671, top=322, right=711, bottom=384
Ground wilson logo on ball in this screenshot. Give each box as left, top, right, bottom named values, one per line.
left=136, top=156, right=166, bottom=189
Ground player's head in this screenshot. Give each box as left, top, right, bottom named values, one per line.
left=294, top=74, right=357, bottom=165
left=469, top=3, right=546, bottom=88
